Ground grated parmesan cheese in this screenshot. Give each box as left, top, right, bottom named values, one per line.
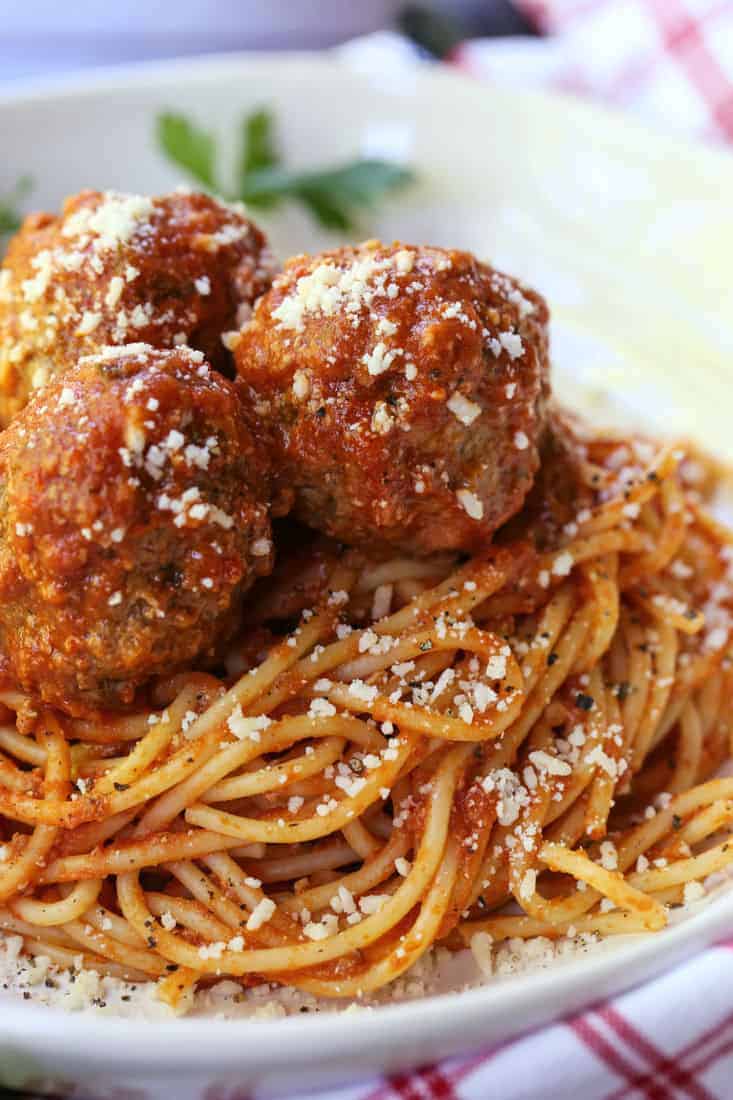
left=246, top=897, right=276, bottom=932
left=552, top=551, right=574, bottom=577
left=447, top=392, right=481, bottom=426
left=456, top=489, right=484, bottom=521
left=227, top=706, right=272, bottom=742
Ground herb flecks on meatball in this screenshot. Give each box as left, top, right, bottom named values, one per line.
left=0, top=189, right=276, bottom=425
left=0, top=343, right=273, bottom=715
left=234, top=240, right=550, bottom=555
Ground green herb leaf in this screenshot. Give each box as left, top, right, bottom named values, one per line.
left=241, top=160, right=415, bottom=231
left=237, top=107, right=281, bottom=209
left=157, top=113, right=217, bottom=190
left=241, top=107, right=280, bottom=176
left=0, top=175, right=33, bottom=236
left=295, top=185, right=353, bottom=232
left=156, top=107, right=416, bottom=232
left=297, top=160, right=415, bottom=209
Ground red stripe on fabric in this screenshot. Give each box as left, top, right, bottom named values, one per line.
left=413, top=1066, right=457, bottom=1098
left=646, top=0, right=733, bottom=140
left=381, top=1072, right=427, bottom=1100
left=672, top=1009, right=733, bottom=1065
left=362, top=1049, right=503, bottom=1100
left=685, top=1032, right=733, bottom=1084
left=439, top=1050, right=504, bottom=1088
left=446, top=44, right=480, bottom=76
left=571, top=1016, right=669, bottom=1100
left=601, top=1005, right=716, bottom=1100
left=605, top=1015, right=733, bottom=1100
left=383, top=1073, right=422, bottom=1100
left=366, top=1066, right=451, bottom=1100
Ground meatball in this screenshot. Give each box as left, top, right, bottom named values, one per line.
left=234, top=240, right=550, bottom=555
left=0, top=343, right=273, bottom=715
left=0, top=189, right=276, bottom=425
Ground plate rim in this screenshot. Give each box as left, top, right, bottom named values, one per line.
left=0, top=47, right=730, bottom=1070
left=0, top=887, right=730, bottom=1066
left=1, top=46, right=733, bottom=180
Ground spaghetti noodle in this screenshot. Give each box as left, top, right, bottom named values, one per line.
left=0, top=425, right=731, bottom=1011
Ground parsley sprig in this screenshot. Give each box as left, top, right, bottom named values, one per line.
left=157, top=108, right=414, bottom=232
left=0, top=176, right=33, bottom=237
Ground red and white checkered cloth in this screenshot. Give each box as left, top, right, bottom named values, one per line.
left=276, top=938, right=733, bottom=1100
left=303, top=5, right=733, bottom=1098
left=455, top=0, right=733, bottom=144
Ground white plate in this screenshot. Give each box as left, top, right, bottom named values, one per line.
left=1, top=51, right=733, bottom=1100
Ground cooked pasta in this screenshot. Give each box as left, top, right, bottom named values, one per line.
left=0, top=425, right=730, bottom=1011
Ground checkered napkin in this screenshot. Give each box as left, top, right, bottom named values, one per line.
left=292, top=7, right=733, bottom=1100
left=277, top=941, right=733, bottom=1100
left=455, top=0, right=733, bottom=144
left=8, top=8, right=731, bottom=1100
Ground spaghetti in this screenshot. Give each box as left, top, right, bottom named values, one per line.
left=0, top=424, right=732, bottom=1011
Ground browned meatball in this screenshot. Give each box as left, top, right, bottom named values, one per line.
left=234, top=240, right=550, bottom=555
left=0, top=343, right=273, bottom=715
left=0, top=189, right=276, bottom=425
